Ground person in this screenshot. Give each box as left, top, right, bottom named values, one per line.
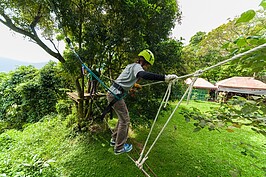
left=87, top=65, right=100, bottom=96
left=107, top=49, right=178, bottom=155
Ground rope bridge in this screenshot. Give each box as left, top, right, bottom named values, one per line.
left=130, top=43, right=266, bottom=177
left=65, top=33, right=265, bottom=176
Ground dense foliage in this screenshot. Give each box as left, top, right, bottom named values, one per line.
left=181, top=96, right=266, bottom=136
left=0, top=62, right=71, bottom=130
left=179, top=1, right=266, bottom=136
left=182, top=4, right=266, bottom=83
left=0, top=0, right=183, bottom=129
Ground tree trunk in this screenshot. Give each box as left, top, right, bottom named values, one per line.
left=75, top=69, right=86, bottom=130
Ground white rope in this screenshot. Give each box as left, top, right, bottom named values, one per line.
left=136, top=81, right=173, bottom=168
left=137, top=85, right=191, bottom=167
left=134, top=43, right=266, bottom=170
left=164, top=81, right=174, bottom=108
left=140, top=43, right=266, bottom=87
left=140, top=81, right=164, bottom=87
left=186, top=76, right=198, bottom=104
left=127, top=154, right=151, bottom=177
left=186, top=70, right=203, bottom=104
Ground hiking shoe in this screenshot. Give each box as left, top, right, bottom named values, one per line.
left=110, top=139, right=115, bottom=146
left=114, top=144, right=133, bottom=155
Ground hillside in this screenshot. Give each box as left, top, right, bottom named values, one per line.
left=0, top=101, right=265, bottom=176
left=0, top=57, right=48, bottom=72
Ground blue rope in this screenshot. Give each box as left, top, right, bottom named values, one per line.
left=81, top=64, right=122, bottom=100
left=66, top=37, right=124, bottom=100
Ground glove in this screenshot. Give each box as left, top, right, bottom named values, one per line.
left=165, top=74, right=178, bottom=82
left=133, top=83, right=142, bottom=89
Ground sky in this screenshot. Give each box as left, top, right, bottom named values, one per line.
left=172, top=0, right=262, bottom=42
left=0, top=0, right=262, bottom=63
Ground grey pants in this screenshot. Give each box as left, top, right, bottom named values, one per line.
left=107, top=93, right=130, bottom=150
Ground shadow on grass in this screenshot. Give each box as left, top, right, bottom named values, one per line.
left=61, top=101, right=266, bottom=177
left=60, top=132, right=144, bottom=177
left=131, top=109, right=266, bottom=177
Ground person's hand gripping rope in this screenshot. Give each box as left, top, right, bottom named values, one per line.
left=165, top=74, right=178, bottom=82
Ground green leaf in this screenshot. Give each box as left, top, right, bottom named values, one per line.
left=236, top=36, right=247, bottom=47
left=236, top=10, right=256, bottom=24
left=199, top=120, right=206, bottom=128
left=193, top=127, right=201, bottom=132
left=260, top=0, right=266, bottom=10
left=185, top=117, right=190, bottom=122
left=221, top=42, right=229, bottom=49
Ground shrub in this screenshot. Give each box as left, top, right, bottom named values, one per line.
left=56, top=99, right=72, bottom=116
left=180, top=96, right=266, bottom=135
left=0, top=62, right=71, bottom=129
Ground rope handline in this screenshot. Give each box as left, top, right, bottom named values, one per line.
left=164, top=81, right=174, bottom=108
left=135, top=43, right=266, bottom=169
left=137, top=84, right=192, bottom=168
left=140, top=81, right=165, bottom=87
left=136, top=82, right=173, bottom=167
left=186, top=76, right=199, bottom=104
left=186, top=70, right=203, bottom=104
left=66, top=38, right=122, bottom=100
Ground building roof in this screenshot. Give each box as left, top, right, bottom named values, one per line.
left=215, top=77, right=266, bottom=95
left=216, top=77, right=266, bottom=90
left=185, top=78, right=217, bottom=89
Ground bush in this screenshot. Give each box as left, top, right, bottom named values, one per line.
left=0, top=116, right=67, bottom=176
left=180, top=96, right=266, bottom=135
left=0, top=62, right=71, bottom=129
left=56, top=99, right=72, bottom=116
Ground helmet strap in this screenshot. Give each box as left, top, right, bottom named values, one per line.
left=137, top=57, right=146, bottom=67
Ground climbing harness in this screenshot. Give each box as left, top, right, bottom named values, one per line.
left=65, top=38, right=127, bottom=119
left=99, top=82, right=126, bottom=120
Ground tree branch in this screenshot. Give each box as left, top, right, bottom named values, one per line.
left=0, top=12, right=65, bottom=63
left=30, top=5, right=43, bottom=29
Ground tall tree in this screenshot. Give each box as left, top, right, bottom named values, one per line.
left=0, top=0, right=182, bottom=129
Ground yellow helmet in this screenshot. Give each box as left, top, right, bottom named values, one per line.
left=138, top=49, right=155, bottom=65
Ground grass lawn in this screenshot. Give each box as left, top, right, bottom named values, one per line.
left=132, top=100, right=266, bottom=177
left=0, top=101, right=265, bottom=177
